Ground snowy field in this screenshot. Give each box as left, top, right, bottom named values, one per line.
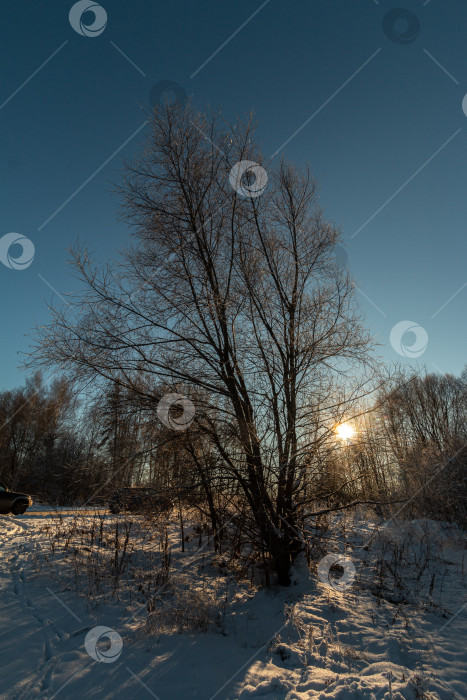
left=1, top=505, right=466, bottom=699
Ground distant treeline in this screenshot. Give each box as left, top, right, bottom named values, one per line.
left=0, top=370, right=466, bottom=530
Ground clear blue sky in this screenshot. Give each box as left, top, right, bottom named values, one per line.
left=1, top=0, right=467, bottom=390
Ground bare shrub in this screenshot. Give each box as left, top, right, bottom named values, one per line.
left=145, top=574, right=229, bottom=634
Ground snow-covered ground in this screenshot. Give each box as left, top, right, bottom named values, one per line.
left=1, top=505, right=466, bottom=699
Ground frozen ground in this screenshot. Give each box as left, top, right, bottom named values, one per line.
left=0, top=505, right=466, bottom=699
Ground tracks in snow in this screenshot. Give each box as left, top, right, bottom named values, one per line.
left=1, top=515, right=69, bottom=698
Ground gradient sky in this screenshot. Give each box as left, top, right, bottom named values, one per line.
left=1, top=0, right=467, bottom=390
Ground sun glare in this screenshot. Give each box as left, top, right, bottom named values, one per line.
left=335, top=422, right=355, bottom=441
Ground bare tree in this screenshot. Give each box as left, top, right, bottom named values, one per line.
left=30, top=103, right=376, bottom=583
left=381, top=371, right=467, bottom=525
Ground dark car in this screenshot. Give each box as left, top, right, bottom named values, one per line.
left=0, top=480, right=33, bottom=515
left=109, top=487, right=173, bottom=515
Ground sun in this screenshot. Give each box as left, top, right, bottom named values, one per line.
left=335, top=422, right=355, bottom=441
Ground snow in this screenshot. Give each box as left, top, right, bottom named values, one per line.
left=0, top=505, right=466, bottom=699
